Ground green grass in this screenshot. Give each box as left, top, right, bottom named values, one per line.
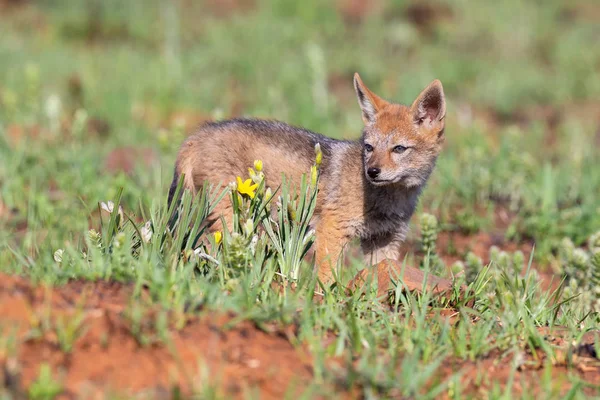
left=1, top=0, right=600, bottom=398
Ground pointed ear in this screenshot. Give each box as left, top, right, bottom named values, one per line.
left=353, top=73, right=388, bottom=124
left=411, top=79, right=446, bottom=132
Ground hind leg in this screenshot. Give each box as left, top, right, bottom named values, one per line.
left=205, top=199, right=235, bottom=234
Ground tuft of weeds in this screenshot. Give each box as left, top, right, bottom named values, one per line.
left=28, top=363, right=63, bottom=400
left=53, top=303, right=88, bottom=354
left=419, top=213, right=446, bottom=276
left=558, top=231, right=600, bottom=313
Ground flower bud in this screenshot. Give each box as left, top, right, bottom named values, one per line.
left=243, top=219, right=254, bottom=237
left=310, top=165, right=318, bottom=187
left=314, top=143, right=323, bottom=166
left=140, top=221, right=153, bottom=243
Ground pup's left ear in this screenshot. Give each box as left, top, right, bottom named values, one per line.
left=411, top=79, right=446, bottom=135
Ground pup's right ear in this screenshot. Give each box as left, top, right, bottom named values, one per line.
left=410, top=79, right=446, bottom=142
left=411, top=80, right=445, bottom=128
left=353, top=73, right=388, bottom=124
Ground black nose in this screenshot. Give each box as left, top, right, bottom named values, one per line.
left=367, top=167, right=381, bottom=179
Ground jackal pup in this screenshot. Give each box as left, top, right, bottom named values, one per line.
left=169, top=73, right=446, bottom=283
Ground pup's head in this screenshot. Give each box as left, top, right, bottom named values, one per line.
left=353, top=73, right=446, bottom=189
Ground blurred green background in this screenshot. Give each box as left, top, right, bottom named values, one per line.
left=0, top=0, right=599, bottom=266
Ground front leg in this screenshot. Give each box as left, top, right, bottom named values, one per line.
left=314, top=214, right=350, bottom=285
left=361, top=233, right=402, bottom=267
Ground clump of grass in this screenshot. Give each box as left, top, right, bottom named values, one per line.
left=455, top=252, right=485, bottom=285
left=419, top=213, right=445, bottom=276
left=559, top=231, right=600, bottom=312
left=451, top=245, right=535, bottom=309
left=53, top=300, right=87, bottom=353
left=489, top=246, right=525, bottom=278
left=28, top=363, right=63, bottom=400
left=454, top=209, right=483, bottom=235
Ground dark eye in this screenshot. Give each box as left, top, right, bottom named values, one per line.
left=364, top=143, right=374, bottom=152
left=393, top=145, right=407, bottom=154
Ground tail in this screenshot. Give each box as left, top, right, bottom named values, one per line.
left=167, top=167, right=180, bottom=208
left=166, top=156, right=200, bottom=234
left=166, top=167, right=182, bottom=232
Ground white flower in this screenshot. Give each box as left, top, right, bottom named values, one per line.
left=45, top=94, right=62, bottom=119
left=45, top=94, right=62, bottom=133
left=140, top=221, right=153, bottom=243
left=100, top=201, right=115, bottom=213
left=100, top=201, right=124, bottom=220
left=53, top=249, right=64, bottom=263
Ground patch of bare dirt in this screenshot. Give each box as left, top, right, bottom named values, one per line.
left=103, top=146, right=159, bottom=176
left=5, top=116, right=110, bottom=150
left=130, top=102, right=212, bottom=133
left=0, top=0, right=26, bottom=10
left=403, top=1, right=453, bottom=34
left=5, top=124, right=41, bottom=147
left=436, top=339, right=600, bottom=399
left=85, top=117, right=111, bottom=138
left=0, top=274, right=314, bottom=399
left=464, top=104, right=558, bottom=144
left=203, top=0, right=256, bottom=18
left=0, top=198, right=9, bottom=220
left=464, top=101, right=600, bottom=155
left=348, top=260, right=463, bottom=305
left=436, top=229, right=534, bottom=269
left=167, top=109, right=213, bottom=132
left=335, top=0, right=382, bottom=24
left=328, top=71, right=357, bottom=108
left=559, top=0, right=600, bottom=23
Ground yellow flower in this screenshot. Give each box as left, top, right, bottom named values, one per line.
left=253, top=159, right=263, bottom=172
left=214, top=231, right=222, bottom=245
left=236, top=176, right=259, bottom=199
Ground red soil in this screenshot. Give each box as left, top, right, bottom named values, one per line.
left=1, top=259, right=599, bottom=398
left=0, top=274, right=313, bottom=399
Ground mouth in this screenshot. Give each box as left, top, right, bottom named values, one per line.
left=366, top=177, right=394, bottom=186
left=365, top=174, right=415, bottom=187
